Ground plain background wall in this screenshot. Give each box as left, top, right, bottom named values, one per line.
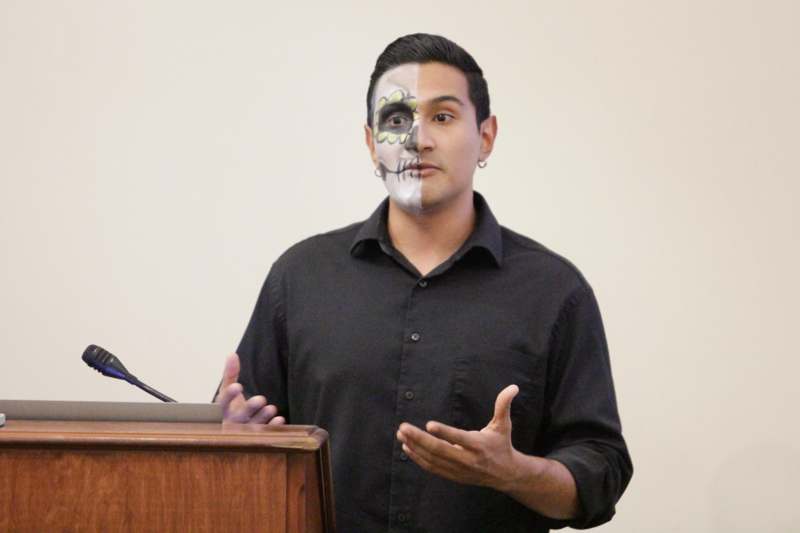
left=1, top=1, right=798, bottom=531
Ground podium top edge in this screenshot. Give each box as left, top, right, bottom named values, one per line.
left=0, top=419, right=329, bottom=451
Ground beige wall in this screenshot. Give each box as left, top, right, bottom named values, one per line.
left=1, top=1, right=798, bottom=530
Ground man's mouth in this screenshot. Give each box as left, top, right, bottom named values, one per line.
left=406, top=162, right=439, bottom=171
left=379, top=159, right=441, bottom=179
left=398, top=159, right=440, bottom=175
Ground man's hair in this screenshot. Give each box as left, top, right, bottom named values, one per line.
left=366, top=33, right=490, bottom=130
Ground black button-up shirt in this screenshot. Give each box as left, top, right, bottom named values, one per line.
left=235, top=192, right=632, bottom=532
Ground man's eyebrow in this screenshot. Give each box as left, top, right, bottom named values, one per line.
left=426, top=95, right=465, bottom=107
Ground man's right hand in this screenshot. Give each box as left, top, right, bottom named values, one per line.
left=215, top=353, right=286, bottom=425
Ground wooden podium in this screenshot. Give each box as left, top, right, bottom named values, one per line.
left=0, top=420, right=335, bottom=532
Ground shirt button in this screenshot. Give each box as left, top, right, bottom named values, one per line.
left=400, top=452, right=409, bottom=461
left=398, top=512, right=408, bottom=523
left=410, top=332, right=421, bottom=342
left=404, top=390, right=415, bottom=400
left=418, top=280, right=428, bottom=288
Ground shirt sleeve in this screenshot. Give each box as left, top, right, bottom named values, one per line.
left=539, top=286, right=633, bottom=529
left=221, top=264, right=291, bottom=420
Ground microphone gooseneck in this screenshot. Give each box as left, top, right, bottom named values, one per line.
left=82, top=344, right=177, bottom=402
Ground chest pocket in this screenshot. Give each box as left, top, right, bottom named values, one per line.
left=450, top=348, right=547, bottom=452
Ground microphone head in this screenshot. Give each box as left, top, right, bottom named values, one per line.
left=82, top=344, right=132, bottom=380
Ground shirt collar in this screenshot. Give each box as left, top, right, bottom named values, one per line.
left=350, top=191, right=504, bottom=268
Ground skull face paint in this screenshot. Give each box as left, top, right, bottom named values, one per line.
left=371, top=64, right=424, bottom=213
left=370, top=62, right=488, bottom=216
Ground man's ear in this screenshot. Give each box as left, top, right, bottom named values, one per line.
left=364, top=123, right=379, bottom=167
left=478, top=115, right=498, bottom=162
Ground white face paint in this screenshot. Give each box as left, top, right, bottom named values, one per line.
left=371, top=64, right=423, bottom=213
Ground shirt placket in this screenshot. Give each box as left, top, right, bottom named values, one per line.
left=388, top=275, right=431, bottom=531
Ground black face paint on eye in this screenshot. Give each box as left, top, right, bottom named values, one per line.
left=373, top=88, right=419, bottom=145
left=378, top=103, right=415, bottom=135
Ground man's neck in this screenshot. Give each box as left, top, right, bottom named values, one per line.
left=387, top=191, right=476, bottom=277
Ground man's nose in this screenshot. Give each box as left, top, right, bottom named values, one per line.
left=405, top=123, right=433, bottom=153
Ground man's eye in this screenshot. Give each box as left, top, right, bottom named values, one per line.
left=434, top=113, right=453, bottom=123
left=381, top=112, right=412, bottom=131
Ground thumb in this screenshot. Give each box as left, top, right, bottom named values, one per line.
left=489, top=384, right=519, bottom=430
left=220, top=352, right=241, bottom=390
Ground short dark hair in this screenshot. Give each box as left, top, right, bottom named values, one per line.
left=366, top=33, right=490, bottom=130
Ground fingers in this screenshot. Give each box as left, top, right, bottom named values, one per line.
left=426, top=421, right=480, bottom=450
left=237, top=395, right=268, bottom=421
left=217, top=382, right=244, bottom=409
left=490, top=384, right=519, bottom=428
left=268, top=416, right=286, bottom=425
left=398, top=424, right=473, bottom=483
left=249, top=403, right=279, bottom=424
left=220, top=353, right=241, bottom=391
left=222, top=390, right=269, bottom=424
left=215, top=355, right=285, bottom=425
left=400, top=438, right=459, bottom=472
left=401, top=442, right=456, bottom=481
left=397, top=423, right=466, bottom=465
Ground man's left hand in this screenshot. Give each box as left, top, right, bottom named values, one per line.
left=396, top=384, right=534, bottom=492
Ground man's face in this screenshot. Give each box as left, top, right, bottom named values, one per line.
left=366, top=62, right=495, bottom=214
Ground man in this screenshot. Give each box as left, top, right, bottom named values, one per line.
left=215, top=34, right=632, bottom=532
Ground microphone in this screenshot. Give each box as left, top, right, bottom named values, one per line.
left=82, top=344, right=177, bottom=402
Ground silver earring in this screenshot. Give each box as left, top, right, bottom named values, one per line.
left=477, top=160, right=488, bottom=169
